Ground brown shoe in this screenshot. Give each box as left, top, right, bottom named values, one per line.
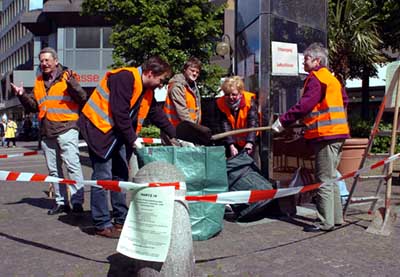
left=113, top=223, right=123, bottom=231
left=95, top=226, right=121, bottom=239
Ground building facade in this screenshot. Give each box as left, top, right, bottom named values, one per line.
left=0, top=0, right=34, bottom=119
left=0, top=0, right=112, bottom=121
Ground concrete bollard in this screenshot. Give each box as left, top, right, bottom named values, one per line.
left=131, top=161, right=195, bottom=277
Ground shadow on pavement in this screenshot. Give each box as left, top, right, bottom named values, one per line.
left=0, top=231, right=108, bottom=264
left=58, top=212, right=97, bottom=236
left=195, top=222, right=359, bottom=264
left=107, top=253, right=136, bottom=276
left=5, top=197, right=53, bottom=209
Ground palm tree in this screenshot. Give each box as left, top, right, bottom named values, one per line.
left=328, top=0, right=387, bottom=86
left=328, top=0, right=391, bottom=120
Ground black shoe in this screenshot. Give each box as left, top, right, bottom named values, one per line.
left=303, top=225, right=334, bottom=233
left=72, top=203, right=84, bottom=213
left=48, top=204, right=70, bottom=215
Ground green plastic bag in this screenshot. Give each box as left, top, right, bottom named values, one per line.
left=137, top=146, right=228, bottom=241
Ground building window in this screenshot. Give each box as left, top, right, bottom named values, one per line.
left=64, top=27, right=113, bottom=70
left=76, top=27, right=100, bottom=48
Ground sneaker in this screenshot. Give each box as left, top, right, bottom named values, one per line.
left=95, top=226, right=121, bottom=239
left=47, top=204, right=71, bottom=215
left=303, top=224, right=334, bottom=233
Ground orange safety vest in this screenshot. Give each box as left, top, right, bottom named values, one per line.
left=82, top=67, right=153, bottom=134
left=33, top=71, right=80, bottom=121
left=163, top=83, right=200, bottom=127
left=216, top=91, right=256, bottom=147
left=303, top=67, right=350, bottom=139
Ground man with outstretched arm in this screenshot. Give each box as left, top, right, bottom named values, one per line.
left=11, top=47, right=86, bottom=215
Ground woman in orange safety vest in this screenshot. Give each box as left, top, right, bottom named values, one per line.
left=216, top=76, right=259, bottom=158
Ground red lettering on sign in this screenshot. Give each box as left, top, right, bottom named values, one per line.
left=277, top=47, right=293, bottom=53
left=277, top=63, right=294, bottom=68
left=75, top=74, right=100, bottom=83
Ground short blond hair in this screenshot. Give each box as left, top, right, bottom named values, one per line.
left=221, top=76, right=244, bottom=95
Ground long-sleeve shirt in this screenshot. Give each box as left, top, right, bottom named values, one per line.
left=78, top=70, right=176, bottom=159
left=279, top=66, right=349, bottom=142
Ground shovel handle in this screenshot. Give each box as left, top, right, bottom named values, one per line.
left=211, top=126, right=272, bottom=140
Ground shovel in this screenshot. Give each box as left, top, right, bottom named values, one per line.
left=176, top=120, right=272, bottom=145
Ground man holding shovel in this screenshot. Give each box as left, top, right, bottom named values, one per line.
left=78, top=56, right=178, bottom=238
left=272, top=43, right=350, bottom=232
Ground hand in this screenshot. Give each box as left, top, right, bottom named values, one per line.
left=272, top=118, right=284, bottom=133
left=178, top=139, right=195, bottom=147
left=244, top=142, right=253, bottom=155
left=169, top=137, right=182, bottom=147
left=229, top=144, right=239, bottom=157
left=63, top=69, right=75, bottom=81
left=10, top=82, right=24, bottom=96
left=133, top=138, right=143, bottom=149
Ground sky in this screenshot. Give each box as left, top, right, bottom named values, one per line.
left=29, top=0, right=43, bottom=11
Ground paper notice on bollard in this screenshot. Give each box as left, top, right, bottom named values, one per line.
left=117, top=186, right=175, bottom=262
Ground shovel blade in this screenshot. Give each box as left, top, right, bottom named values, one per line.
left=366, top=207, right=397, bottom=236
left=176, top=121, right=212, bottom=145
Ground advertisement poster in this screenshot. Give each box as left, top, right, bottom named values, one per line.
left=271, top=41, right=298, bottom=76
left=117, top=186, right=175, bottom=262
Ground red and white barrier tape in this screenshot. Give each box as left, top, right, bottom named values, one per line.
left=0, top=151, right=40, bottom=159
left=0, top=138, right=162, bottom=159
left=2, top=153, right=399, bottom=204
left=185, top=153, right=400, bottom=204
left=0, top=170, right=185, bottom=192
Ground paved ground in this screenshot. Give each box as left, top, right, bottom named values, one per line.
left=1, top=141, right=400, bottom=276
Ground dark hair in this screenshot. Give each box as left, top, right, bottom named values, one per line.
left=38, top=47, right=58, bottom=60
left=183, top=57, right=202, bottom=71
left=142, top=56, right=171, bottom=76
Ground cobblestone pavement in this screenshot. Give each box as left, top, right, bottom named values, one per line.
left=1, top=142, right=399, bottom=276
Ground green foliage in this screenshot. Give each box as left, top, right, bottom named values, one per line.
left=371, top=0, right=400, bottom=51
left=138, top=125, right=160, bottom=139
left=348, top=118, right=400, bottom=153
left=328, top=0, right=387, bottom=84
left=371, top=122, right=400, bottom=153
left=81, top=0, right=226, bottom=96
left=348, top=117, right=372, bottom=138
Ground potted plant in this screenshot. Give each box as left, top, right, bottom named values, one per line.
left=337, top=118, right=370, bottom=175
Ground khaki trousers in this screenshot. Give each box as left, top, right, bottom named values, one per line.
left=313, top=139, right=345, bottom=229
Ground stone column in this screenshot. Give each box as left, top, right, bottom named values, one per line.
left=131, top=161, right=195, bottom=277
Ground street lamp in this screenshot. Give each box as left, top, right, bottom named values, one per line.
left=216, top=34, right=231, bottom=56
left=216, top=34, right=234, bottom=75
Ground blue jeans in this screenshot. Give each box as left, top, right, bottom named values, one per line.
left=89, top=145, right=128, bottom=230
left=41, top=129, right=84, bottom=206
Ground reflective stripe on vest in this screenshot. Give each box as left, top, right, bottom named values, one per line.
left=33, top=71, right=79, bottom=121
left=164, top=83, right=200, bottom=127
left=82, top=67, right=153, bottom=134
left=216, top=91, right=256, bottom=147
left=303, top=68, right=350, bottom=139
